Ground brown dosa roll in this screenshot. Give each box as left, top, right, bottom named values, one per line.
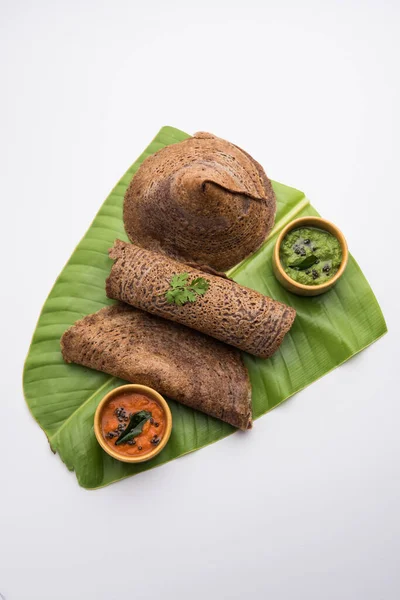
left=61, top=305, right=252, bottom=430
left=106, top=241, right=296, bottom=358
left=123, top=132, right=276, bottom=271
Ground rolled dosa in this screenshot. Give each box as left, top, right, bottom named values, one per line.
left=61, top=305, right=252, bottom=430
left=123, top=132, right=276, bottom=271
left=106, top=240, right=296, bottom=358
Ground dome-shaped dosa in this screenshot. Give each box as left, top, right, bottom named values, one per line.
left=123, top=132, right=276, bottom=271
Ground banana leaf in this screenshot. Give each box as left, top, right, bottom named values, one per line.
left=23, top=126, right=387, bottom=489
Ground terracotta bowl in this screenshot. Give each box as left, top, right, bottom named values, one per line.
left=272, top=216, right=348, bottom=297
left=94, top=384, right=172, bottom=463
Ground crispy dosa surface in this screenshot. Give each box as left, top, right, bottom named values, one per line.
left=123, top=132, right=276, bottom=271
left=61, top=305, right=252, bottom=430
left=106, top=241, right=296, bottom=358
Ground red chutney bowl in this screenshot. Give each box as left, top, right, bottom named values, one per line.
left=94, top=384, right=172, bottom=463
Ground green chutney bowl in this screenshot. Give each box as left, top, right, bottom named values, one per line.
left=272, top=216, right=348, bottom=297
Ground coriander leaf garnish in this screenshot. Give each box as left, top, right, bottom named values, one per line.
left=190, top=277, right=210, bottom=294
left=169, top=273, right=189, bottom=288
left=164, top=272, right=209, bottom=306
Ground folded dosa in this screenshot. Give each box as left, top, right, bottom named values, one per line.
left=123, top=132, right=276, bottom=271
left=61, top=305, right=252, bottom=430
left=106, top=240, right=296, bottom=358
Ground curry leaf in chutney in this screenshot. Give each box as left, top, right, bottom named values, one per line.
left=289, top=254, right=318, bottom=270
left=115, top=410, right=152, bottom=445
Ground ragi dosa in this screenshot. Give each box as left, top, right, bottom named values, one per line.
left=106, top=240, right=296, bottom=358
left=61, top=305, right=252, bottom=430
left=123, top=132, right=276, bottom=271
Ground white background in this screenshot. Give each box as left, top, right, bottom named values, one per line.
left=1, top=1, right=399, bottom=599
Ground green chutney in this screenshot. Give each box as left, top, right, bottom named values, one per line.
left=279, top=227, right=342, bottom=286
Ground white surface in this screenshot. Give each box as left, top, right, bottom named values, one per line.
left=1, top=1, right=399, bottom=599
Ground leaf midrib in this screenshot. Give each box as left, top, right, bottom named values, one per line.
left=227, top=194, right=310, bottom=278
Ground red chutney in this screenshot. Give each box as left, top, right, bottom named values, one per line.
left=101, top=392, right=166, bottom=457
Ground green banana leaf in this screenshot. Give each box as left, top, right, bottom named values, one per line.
left=23, top=126, right=387, bottom=489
